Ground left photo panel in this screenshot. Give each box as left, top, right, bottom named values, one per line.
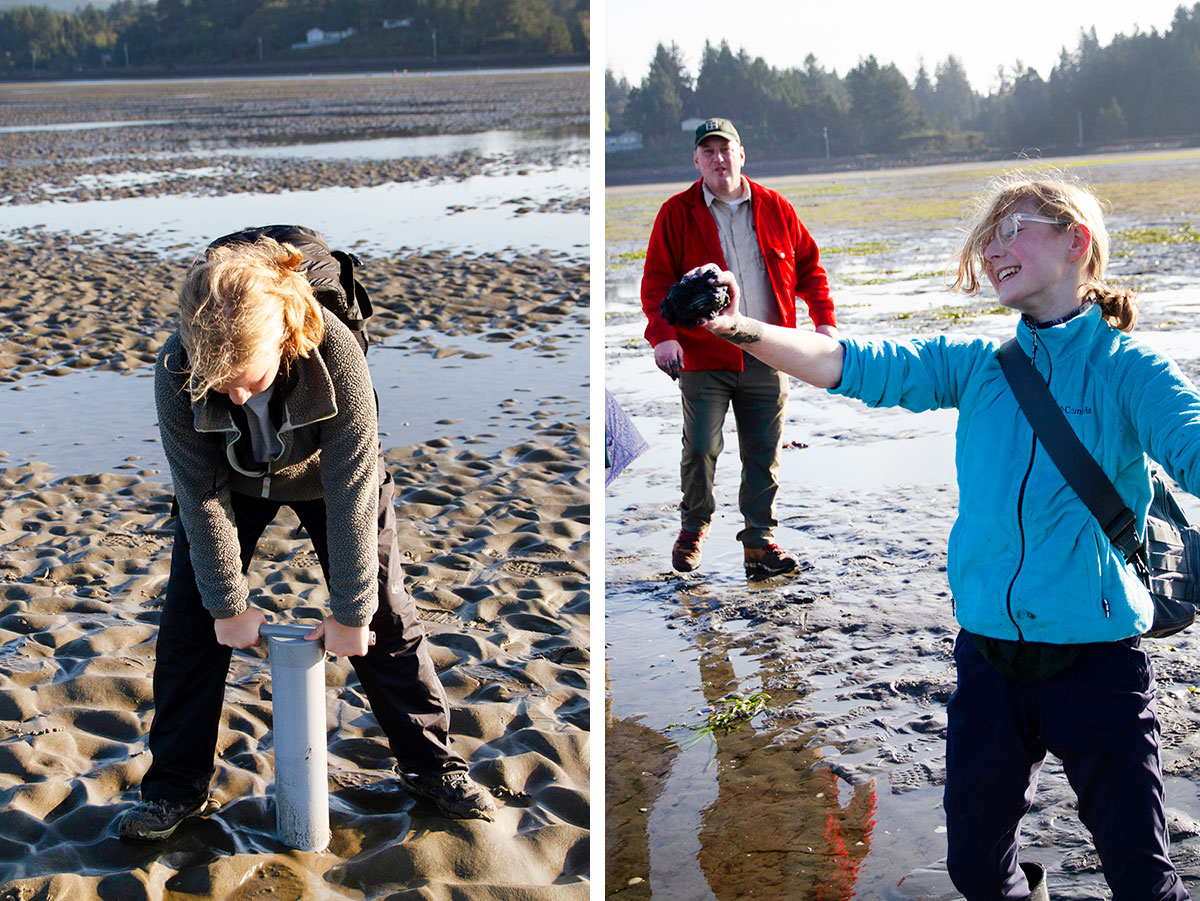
left=0, top=57, right=589, bottom=897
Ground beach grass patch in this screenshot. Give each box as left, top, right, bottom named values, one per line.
left=839, top=271, right=902, bottom=286
left=821, top=240, right=899, bottom=257
left=667, top=690, right=771, bottom=747
left=610, top=247, right=647, bottom=264
left=1112, top=224, right=1200, bottom=249
left=893, top=301, right=1007, bottom=324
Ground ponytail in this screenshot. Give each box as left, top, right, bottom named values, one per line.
left=1089, top=283, right=1140, bottom=333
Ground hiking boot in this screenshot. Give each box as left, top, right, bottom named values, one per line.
left=672, top=528, right=706, bottom=572
left=1021, top=861, right=1049, bottom=901
left=744, top=543, right=798, bottom=578
left=115, top=797, right=208, bottom=842
left=396, top=769, right=497, bottom=821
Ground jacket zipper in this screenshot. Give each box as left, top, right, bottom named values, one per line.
left=1004, top=322, right=1044, bottom=642
left=1006, top=434, right=1038, bottom=642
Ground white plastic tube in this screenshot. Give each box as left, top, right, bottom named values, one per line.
left=260, top=623, right=330, bottom=852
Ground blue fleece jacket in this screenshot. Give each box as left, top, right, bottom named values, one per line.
left=832, top=303, right=1200, bottom=644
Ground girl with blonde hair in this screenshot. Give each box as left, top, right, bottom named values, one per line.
left=695, top=171, right=1200, bottom=899
left=117, top=232, right=495, bottom=842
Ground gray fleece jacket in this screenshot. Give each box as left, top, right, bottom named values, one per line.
left=155, top=310, right=380, bottom=626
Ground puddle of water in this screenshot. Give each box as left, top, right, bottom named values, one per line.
left=0, top=328, right=586, bottom=477
left=200, top=129, right=589, bottom=161
left=0, top=165, right=588, bottom=257
left=60, top=129, right=588, bottom=168
left=0, top=120, right=176, bottom=134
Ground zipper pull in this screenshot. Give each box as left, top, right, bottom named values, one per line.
left=1024, top=319, right=1041, bottom=366
left=261, top=476, right=271, bottom=498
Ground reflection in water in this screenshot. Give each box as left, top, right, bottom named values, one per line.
left=605, top=685, right=681, bottom=898
left=606, top=579, right=877, bottom=899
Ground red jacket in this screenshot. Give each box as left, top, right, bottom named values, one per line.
left=641, top=178, right=835, bottom=371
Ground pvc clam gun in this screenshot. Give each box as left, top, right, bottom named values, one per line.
left=258, top=622, right=332, bottom=852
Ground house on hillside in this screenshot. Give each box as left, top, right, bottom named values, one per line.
left=292, top=27, right=356, bottom=50
left=605, top=131, right=643, bottom=152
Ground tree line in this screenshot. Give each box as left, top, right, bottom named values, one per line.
left=607, top=3, right=1200, bottom=161
left=1, top=0, right=588, bottom=74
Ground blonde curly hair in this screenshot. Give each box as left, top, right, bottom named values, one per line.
left=178, top=236, right=324, bottom=400
left=953, top=170, right=1139, bottom=332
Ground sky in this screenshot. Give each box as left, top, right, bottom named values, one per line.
left=604, top=0, right=1190, bottom=96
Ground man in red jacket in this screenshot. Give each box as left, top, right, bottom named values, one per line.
left=641, top=117, right=838, bottom=576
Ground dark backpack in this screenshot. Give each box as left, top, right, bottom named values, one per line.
left=207, top=224, right=373, bottom=353
left=1142, top=468, right=1200, bottom=637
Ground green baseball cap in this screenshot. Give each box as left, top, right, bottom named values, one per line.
left=694, top=117, right=741, bottom=146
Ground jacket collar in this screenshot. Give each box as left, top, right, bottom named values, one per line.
left=1014, top=300, right=1107, bottom=360
left=193, top=348, right=337, bottom=434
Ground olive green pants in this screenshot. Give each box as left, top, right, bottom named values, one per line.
left=678, top=353, right=789, bottom=547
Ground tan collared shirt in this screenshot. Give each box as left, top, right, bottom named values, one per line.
left=703, top=180, right=779, bottom=325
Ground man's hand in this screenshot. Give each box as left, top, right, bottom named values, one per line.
left=305, top=616, right=372, bottom=657
left=653, top=340, right=684, bottom=380
left=214, top=606, right=268, bottom=649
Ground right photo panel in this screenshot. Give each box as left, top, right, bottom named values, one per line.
left=603, top=1, right=1200, bottom=898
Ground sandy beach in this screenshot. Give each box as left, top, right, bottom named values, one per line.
left=605, top=151, right=1200, bottom=898
left=0, top=71, right=589, bottom=898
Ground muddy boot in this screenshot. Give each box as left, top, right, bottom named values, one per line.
left=1020, top=861, right=1050, bottom=901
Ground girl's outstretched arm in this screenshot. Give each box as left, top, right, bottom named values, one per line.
left=694, top=265, right=845, bottom=389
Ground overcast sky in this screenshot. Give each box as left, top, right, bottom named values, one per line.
left=604, top=0, right=1189, bottom=96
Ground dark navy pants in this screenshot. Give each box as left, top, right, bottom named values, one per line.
left=142, top=461, right=465, bottom=805
left=944, top=630, right=1189, bottom=900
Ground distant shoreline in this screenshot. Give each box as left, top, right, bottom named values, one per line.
left=0, top=51, right=588, bottom=85
left=605, top=135, right=1200, bottom=186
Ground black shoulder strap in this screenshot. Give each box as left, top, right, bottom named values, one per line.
left=997, top=338, right=1143, bottom=564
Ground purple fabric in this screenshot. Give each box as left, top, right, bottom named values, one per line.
left=605, top=390, right=648, bottom=486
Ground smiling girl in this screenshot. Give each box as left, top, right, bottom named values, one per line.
left=696, top=172, right=1200, bottom=900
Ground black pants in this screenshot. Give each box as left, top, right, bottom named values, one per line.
left=944, top=631, right=1188, bottom=900
left=143, top=463, right=465, bottom=805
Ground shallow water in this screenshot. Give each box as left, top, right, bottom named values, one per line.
left=0, top=327, right=587, bottom=476
left=198, top=128, right=588, bottom=161
left=0, top=120, right=175, bottom=134
left=0, top=163, right=588, bottom=258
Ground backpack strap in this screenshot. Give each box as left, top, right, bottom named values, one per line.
left=997, top=339, right=1146, bottom=573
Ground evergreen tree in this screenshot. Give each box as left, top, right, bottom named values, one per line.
left=624, top=42, right=691, bottom=146
left=844, top=55, right=929, bottom=153
left=605, top=67, right=631, bottom=133
left=933, top=55, right=977, bottom=132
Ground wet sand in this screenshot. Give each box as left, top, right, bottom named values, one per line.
left=0, top=72, right=588, bottom=205
left=0, top=71, right=590, bottom=898
left=605, top=152, right=1200, bottom=899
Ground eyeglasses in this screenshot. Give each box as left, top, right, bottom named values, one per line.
left=993, top=213, right=1068, bottom=247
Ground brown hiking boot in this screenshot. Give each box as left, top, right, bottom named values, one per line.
left=671, top=528, right=706, bottom=572
left=744, top=543, right=798, bottom=578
